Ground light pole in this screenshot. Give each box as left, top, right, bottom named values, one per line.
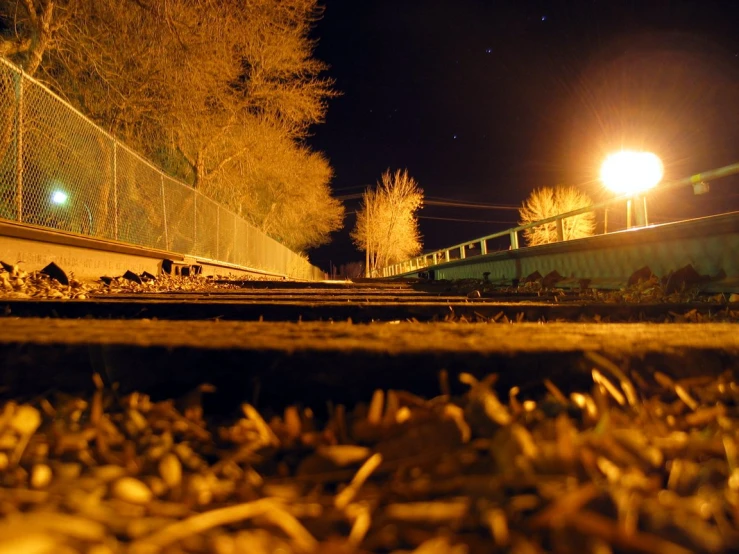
left=50, top=189, right=68, bottom=230
left=600, top=151, right=663, bottom=229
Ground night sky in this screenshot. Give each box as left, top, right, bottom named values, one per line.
left=308, top=0, right=739, bottom=269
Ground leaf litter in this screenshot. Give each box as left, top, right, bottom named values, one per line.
left=1, top=356, right=739, bottom=553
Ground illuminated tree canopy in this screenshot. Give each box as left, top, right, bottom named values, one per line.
left=0, top=0, right=344, bottom=251
left=518, top=185, right=595, bottom=246
left=352, top=169, right=423, bottom=275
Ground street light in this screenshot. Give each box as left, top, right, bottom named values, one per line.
left=600, top=151, right=663, bottom=229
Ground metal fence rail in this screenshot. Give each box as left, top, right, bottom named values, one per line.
left=0, top=58, right=324, bottom=281
left=381, top=162, right=739, bottom=277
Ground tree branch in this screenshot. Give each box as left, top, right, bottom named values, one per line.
left=0, top=37, right=32, bottom=57
left=20, top=0, right=39, bottom=27
left=209, top=145, right=251, bottom=178
left=175, top=145, right=196, bottom=170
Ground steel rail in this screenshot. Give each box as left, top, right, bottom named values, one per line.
left=1, top=295, right=734, bottom=323
left=0, top=219, right=301, bottom=281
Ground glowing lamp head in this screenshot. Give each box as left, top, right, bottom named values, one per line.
left=51, top=190, right=68, bottom=205
left=600, top=151, right=664, bottom=195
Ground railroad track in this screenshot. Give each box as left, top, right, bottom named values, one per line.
left=0, top=277, right=737, bottom=399
left=2, top=78, right=739, bottom=552
left=2, top=279, right=737, bottom=323
left=2, top=274, right=739, bottom=553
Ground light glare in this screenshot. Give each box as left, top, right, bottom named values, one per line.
left=600, top=151, right=664, bottom=195
left=51, top=190, right=68, bottom=205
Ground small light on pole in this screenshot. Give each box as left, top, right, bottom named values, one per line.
left=51, top=190, right=68, bottom=205
left=600, top=151, right=663, bottom=229
left=49, top=189, right=92, bottom=233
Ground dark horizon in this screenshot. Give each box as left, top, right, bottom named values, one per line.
left=307, top=0, right=739, bottom=271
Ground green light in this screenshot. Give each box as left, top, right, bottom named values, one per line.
left=51, top=190, right=68, bottom=205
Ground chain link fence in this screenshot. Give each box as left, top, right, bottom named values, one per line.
left=0, top=58, right=325, bottom=281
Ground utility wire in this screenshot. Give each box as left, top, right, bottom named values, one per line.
left=424, top=200, right=520, bottom=210
left=419, top=215, right=518, bottom=224
left=426, top=195, right=519, bottom=208
left=345, top=212, right=515, bottom=224
left=332, top=185, right=372, bottom=192
left=336, top=194, right=521, bottom=210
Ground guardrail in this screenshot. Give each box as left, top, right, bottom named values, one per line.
left=380, top=162, right=739, bottom=277
left=0, top=57, right=325, bottom=281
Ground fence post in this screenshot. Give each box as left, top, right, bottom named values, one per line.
left=634, top=195, right=648, bottom=227
left=15, top=70, right=23, bottom=223
left=216, top=206, right=220, bottom=260
left=232, top=211, right=237, bottom=264
left=193, top=193, right=197, bottom=252
left=510, top=230, right=519, bottom=250
left=161, top=175, right=169, bottom=250
left=556, top=218, right=564, bottom=242
left=460, top=246, right=466, bottom=259
left=113, top=141, right=118, bottom=240
left=480, top=240, right=487, bottom=255
left=445, top=250, right=450, bottom=262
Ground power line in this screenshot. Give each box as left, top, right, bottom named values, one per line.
left=427, top=195, right=518, bottom=207
left=424, top=200, right=520, bottom=210
left=419, top=215, right=518, bottom=224
left=332, top=185, right=371, bottom=192
left=336, top=194, right=521, bottom=210
left=345, top=212, right=515, bottom=224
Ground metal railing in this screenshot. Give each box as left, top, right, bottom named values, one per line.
left=0, top=57, right=325, bottom=281
left=381, top=162, right=739, bottom=277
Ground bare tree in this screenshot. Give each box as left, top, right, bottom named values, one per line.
left=0, top=0, right=77, bottom=178
left=45, top=0, right=337, bottom=183
left=352, top=169, right=423, bottom=276
left=0, top=0, right=344, bottom=251
left=518, top=185, right=596, bottom=246
left=0, top=0, right=75, bottom=75
left=207, top=129, right=344, bottom=251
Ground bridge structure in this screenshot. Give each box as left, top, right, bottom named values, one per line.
left=380, top=162, right=739, bottom=292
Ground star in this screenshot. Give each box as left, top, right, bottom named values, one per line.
left=541, top=15, right=547, bottom=21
